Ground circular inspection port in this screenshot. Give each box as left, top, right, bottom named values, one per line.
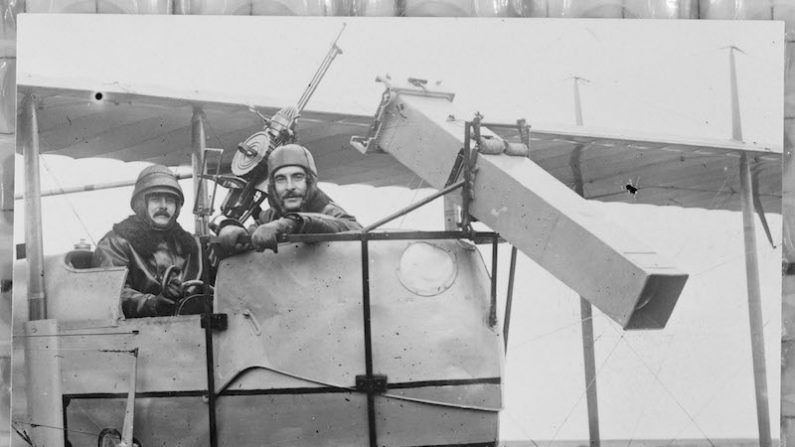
left=397, top=242, right=457, bottom=297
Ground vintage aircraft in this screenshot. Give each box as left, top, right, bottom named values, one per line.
left=9, top=15, right=783, bottom=447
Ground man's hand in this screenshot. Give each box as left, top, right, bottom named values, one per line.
left=150, top=294, right=178, bottom=315
left=218, top=225, right=251, bottom=253
left=182, top=280, right=212, bottom=298
left=250, top=217, right=298, bottom=252
left=162, top=276, right=183, bottom=300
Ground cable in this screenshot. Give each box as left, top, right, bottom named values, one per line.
left=217, top=364, right=499, bottom=413
left=12, top=419, right=100, bottom=438
left=512, top=313, right=604, bottom=349
left=546, top=330, right=625, bottom=447
left=39, top=156, right=98, bottom=247
left=607, top=325, right=718, bottom=447
left=396, top=175, right=426, bottom=229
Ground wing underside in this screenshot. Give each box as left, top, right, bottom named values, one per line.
left=21, top=85, right=782, bottom=213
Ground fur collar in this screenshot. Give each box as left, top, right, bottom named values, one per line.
left=113, top=215, right=198, bottom=259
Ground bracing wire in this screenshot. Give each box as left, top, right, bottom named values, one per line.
left=396, top=174, right=427, bottom=229
left=12, top=419, right=101, bottom=439
left=501, top=411, right=543, bottom=447
left=39, top=155, right=98, bottom=246
left=546, top=330, right=626, bottom=447
left=605, top=324, right=718, bottom=447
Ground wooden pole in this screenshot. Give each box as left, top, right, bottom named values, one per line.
left=573, top=76, right=600, bottom=447
left=191, top=107, right=210, bottom=237
left=739, top=153, right=771, bottom=447
left=20, top=93, right=46, bottom=321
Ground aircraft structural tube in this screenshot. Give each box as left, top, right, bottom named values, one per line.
left=20, top=93, right=46, bottom=321
left=370, top=93, right=688, bottom=329
left=739, top=153, right=772, bottom=447
left=24, top=319, right=64, bottom=447
left=579, top=297, right=600, bottom=446
left=192, top=107, right=210, bottom=237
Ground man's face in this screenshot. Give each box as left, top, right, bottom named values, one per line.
left=146, top=192, right=178, bottom=229
left=273, top=165, right=308, bottom=212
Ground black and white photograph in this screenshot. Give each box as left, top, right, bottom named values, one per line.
left=5, top=10, right=789, bottom=447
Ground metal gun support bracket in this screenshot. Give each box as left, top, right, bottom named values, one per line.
left=351, top=77, right=456, bottom=154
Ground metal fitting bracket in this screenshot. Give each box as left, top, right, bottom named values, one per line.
left=351, top=76, right=456, bottom=154
left=356, top=374, right=388, bottom=394
left=201, top=313, right=228, bottom=331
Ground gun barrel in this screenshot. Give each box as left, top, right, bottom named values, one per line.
left=296, top=26, right=345, bottom=112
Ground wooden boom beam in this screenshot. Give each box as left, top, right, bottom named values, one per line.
left=356, top=90, right=688, bottom=329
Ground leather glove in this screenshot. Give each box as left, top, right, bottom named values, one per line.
left=251, top=217, right=298, bottom=253
left=182, top=281, right=213, bottom=298
left=150, top=294, right=178, bottom=315
left=218, top=225, right=251, bottom=253
left=162, top=277, right=183, bottom=300
left=160, top=265, right=184, bottom=300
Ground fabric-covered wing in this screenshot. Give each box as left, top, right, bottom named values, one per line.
left=21, top=86, right=781, bottom=213
left=23, top=86, right=418, bottom=188
left=491, top=126, right=781, bottom=213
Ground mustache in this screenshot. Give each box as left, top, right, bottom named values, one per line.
left=154, top=210, right=172, bottom=218
left=282, top=193, right=303, bottom=199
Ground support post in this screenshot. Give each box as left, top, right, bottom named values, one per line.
left=192, top=107, right=210, bottom=237
left=579, top=298, right=600, bottom=447
left=443, top=196, right=458, bottom=231
left=572, top=78, right=600, bottom=446
left=739, top=153, right=771, bottom=447
left=121, top=349, right=138, bottom=447
left=24, top=320, right=64, bottom=447
left=20, top=93, right=46, bottom=321
left=503, top=247, right=517, bottom=350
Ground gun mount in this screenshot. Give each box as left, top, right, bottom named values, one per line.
left=214, top=26, right=345, bottom=226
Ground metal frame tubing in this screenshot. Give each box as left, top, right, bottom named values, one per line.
left=570, top=79, right=600, bottom=445
left=200, top=237, right=219, bottom=447
left=489, top=237, right=498, bottom=327
left=286, top=231, right=498, bottom=244
left=580, top=297, right=600, bottom=447
left=503, top=247, right=518, bottom=351
left=739, top=153, right=771, bottom=447
left=362, top=181, right=464, bottom=233
left=359, top=236, right=378, bottom=447
left=21, top=93, right=47, bottom=321
left=192, top=107, right=210, bottom=237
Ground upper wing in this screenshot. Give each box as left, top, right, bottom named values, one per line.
left=495, top=125, right=781, bottom=213
left=22, top=85, right=781, bottom=214
left=24, top=85, right=418, bottom=188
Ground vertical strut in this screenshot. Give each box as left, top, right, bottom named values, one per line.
left=21, top=93, right=46, bottom=321
left=739, top=153, right=771, bottom=447
left=200, top=237, right=219, bottom=447
left=120, top=349, right=138, bottom=447
left=572, top=77, right=600, bottom=446
left=503, top=247, right=518, bottom=350
left=360, top=237, right=378, bottom=447
left=579, top=297, right=600, bottom=447
left=192, top=107, right=210, bottom=237
left=489, top=237, right=498, bottom=327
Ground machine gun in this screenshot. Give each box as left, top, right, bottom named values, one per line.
left=210, top=26, right=345, bottom=230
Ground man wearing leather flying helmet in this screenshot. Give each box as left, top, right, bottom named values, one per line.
left=93, top=165, right=202, bottom=318
left=218, top=143, right=361, bottom=253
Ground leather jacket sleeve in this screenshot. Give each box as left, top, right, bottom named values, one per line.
left=290, top=202, right=362, bottom=233
left=93, top=234, right=170, bottom=318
